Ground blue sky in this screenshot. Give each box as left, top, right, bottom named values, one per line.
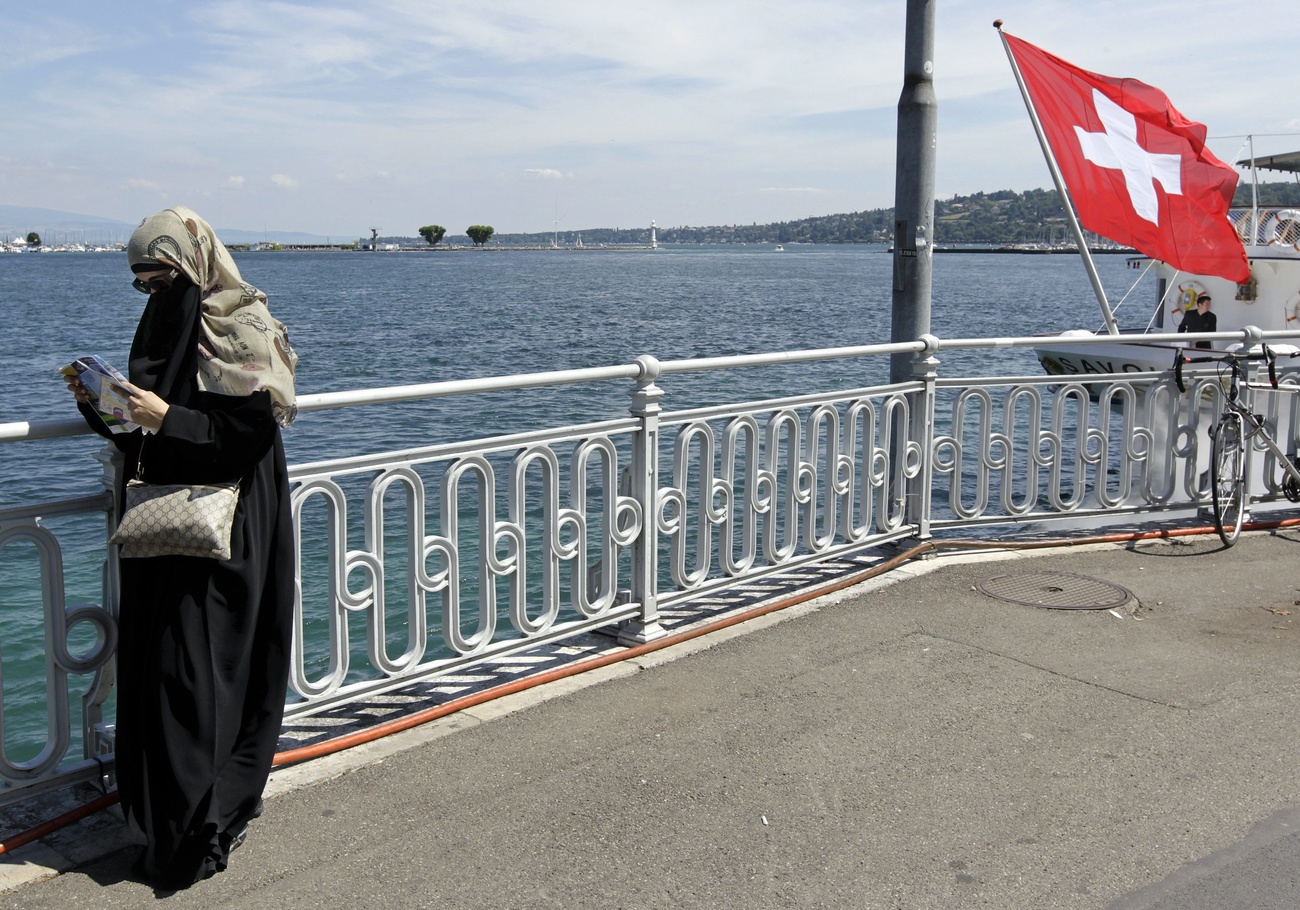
left=3, top=1, right=1296, bottom=237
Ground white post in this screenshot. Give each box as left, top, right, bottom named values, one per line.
left=619, top=355, right=666, bottom=645
left=908, top=337, right=940, bottom=539
left=1248, top=135, right=1260, bottom=244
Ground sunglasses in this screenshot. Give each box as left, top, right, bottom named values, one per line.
left=131, top=268, right=179, bottom=294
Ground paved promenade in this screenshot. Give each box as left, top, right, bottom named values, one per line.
left=3, top=529, right=1300, bottom=908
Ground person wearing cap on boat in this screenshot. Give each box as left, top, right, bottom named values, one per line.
left=1177, top=294, right=1216, bottom=350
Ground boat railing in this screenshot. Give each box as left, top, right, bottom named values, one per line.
left=4, top=326, right=1300, bottom=806
left=1230, top=205, right=1300, bottom=248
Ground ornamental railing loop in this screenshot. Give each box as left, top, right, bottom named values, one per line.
left=3, top=327, right=1299, bottom=805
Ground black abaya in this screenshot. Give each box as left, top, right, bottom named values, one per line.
left=81, top=281, right=294, bottom=888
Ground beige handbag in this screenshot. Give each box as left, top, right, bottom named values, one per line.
left=109, top=439, right=240, bottom=560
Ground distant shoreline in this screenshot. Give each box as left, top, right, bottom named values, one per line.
left=255, top=244, right=1137, bottom=255
left=3, top=242, right=1137, bottom=256
left=230, top=244, right=665, bottom=253
left=933, top=246, right=1135, bottom=255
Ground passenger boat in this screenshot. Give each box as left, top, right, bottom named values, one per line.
left=995, top=28, right=1300, bottom=377
left=1033, top=168, right=1300, bottom=378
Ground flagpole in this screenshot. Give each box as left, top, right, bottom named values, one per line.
left=1248, top=135, right=1260, bottom=243
left=995, top=21, right=1120, bottom=336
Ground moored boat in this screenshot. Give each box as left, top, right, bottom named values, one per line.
left=994, top=26, right=1300, bottom=377
left=1034, top=186, right=1300, bottom=376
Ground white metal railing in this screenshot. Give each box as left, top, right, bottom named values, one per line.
left=1231, top=206, right=1300, bottom=248
left=3, top=327, right=1300, bottom=805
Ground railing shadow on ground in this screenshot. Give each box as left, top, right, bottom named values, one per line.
left=3, top=327, right=1300, bottom=810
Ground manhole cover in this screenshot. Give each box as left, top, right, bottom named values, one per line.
left=975, top=572, right=1132, bottom=610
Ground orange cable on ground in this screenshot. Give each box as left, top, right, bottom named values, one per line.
left=0, top=792, right=119, bottom=856
left=7, top=514, right=1300, bottom=855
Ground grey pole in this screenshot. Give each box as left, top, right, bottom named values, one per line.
left=889, top=0, right=937, bottom=383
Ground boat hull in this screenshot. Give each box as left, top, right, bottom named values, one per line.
left=1034, top=337, right=1180, bottom=377
left=1035, top=232, right=1300, bottom=378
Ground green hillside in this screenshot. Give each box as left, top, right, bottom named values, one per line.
left=483, top=183, right=1300, bottom=247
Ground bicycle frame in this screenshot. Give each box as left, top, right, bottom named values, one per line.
left=1175, top=346, right=1300, bottom=544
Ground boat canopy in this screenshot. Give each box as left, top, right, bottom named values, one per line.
left=1237, top=151, right=1300, bottom=173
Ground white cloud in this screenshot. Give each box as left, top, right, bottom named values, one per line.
left=227, top=176, right=246, bottom=188
left=0, top=17, right=110, bottom=73
left=4, top=1, right=1298, bottom=234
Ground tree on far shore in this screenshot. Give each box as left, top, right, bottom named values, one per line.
left=418, top=225, right=446, bottom=246
left=25, top=232, right=40, bottom=246
left=466, top=225, right=494, bottom=247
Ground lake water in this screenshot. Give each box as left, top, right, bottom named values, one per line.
left=0, top=244, right=1148, bottom=760
left=4, top=245, right=1146, bottom=487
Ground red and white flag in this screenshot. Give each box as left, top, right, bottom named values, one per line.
left=1003, top=32, right=1249, bottom=283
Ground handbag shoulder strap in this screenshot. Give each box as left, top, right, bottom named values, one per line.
left=134, top=434, right=148, bottom=483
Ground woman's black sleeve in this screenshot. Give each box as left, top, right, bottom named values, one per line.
left=150, top=393, right=278, bottom=481
left=77, top=401, right=138, bottom=451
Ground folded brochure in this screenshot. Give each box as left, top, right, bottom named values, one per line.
left=59, top=355, right=139, bottom=434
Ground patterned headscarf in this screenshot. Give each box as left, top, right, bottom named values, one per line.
left=127, top=207, right=298, bottom=426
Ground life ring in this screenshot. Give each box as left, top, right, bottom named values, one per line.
left=1285, top=293, right=1300, bottom=326
left=1280, top=217, right=1300, bottom=246
left=1268, top=209, right=1300, bottom=247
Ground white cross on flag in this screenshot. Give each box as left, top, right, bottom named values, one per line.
left=1004, top=33, right=1249, bottom=283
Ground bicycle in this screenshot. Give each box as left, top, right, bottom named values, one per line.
left=1174, top=344, right=1300, bottom=546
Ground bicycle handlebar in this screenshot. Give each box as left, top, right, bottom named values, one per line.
left=1171, top=344, right=1299, bottom=393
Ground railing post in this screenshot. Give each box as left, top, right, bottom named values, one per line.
left=618, top=355, right=667, bottom=645
left=89, top=444, right=123, bottom=777
left=908, top=335, right=941, bottom=539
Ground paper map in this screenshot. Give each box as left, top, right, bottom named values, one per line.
left=59, top=355, right=139, bottom=434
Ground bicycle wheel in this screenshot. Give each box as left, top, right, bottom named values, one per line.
left=1210, top=412, right=1246, bottom=546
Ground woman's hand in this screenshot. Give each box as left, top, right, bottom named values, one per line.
left=65, top=376, right=91, bottom=404
left=121, top=381, right=170, bottom=431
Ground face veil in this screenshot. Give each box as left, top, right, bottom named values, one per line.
left=127, top=279, right=203, bottom=402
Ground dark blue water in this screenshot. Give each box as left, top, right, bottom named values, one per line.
left=0, top=245, right=1145, bottom=761
left=4, top=246, right=1143, bottom=475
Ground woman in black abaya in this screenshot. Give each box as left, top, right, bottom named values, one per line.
left=67, top=207, right=298, bottom=889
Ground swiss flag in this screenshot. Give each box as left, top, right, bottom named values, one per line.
left=1004, top=33, right=1249, bottom=283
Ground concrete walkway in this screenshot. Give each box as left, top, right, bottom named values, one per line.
left=3, top=529, right=1300, bottom=909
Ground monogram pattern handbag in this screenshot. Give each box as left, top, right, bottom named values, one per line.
left=109, top=438, right=240, bottom=560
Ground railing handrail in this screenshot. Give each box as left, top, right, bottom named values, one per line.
left=10, top=327, right=1300, bottom=445
left=8, top=327, right=1300, bottom=804
left=0, top=417, right=91, bottom=443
